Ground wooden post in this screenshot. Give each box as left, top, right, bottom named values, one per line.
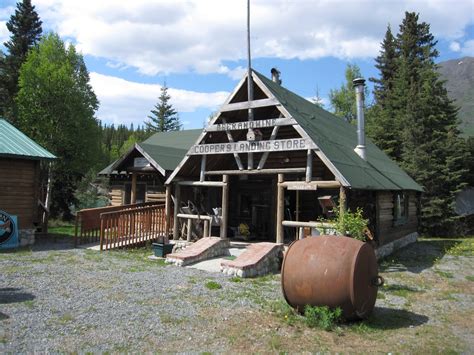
left=220, top=174, right=229, bottom=239
left=164, top=184, right=171, bottom=241
left=339, top=186, right=347, bottom=215
left=276, top=174, right=284, bottom=244
left=131, top=173, right=137, bottom=204
left=200, top=155, right=207, bottom=182
left=306, top=149, right=312, bottom=183
left=298, top=227, right=304, bottom=240
left=173, top=184, right=181, bottom=240
left=187, top=218, right=192, bottom=242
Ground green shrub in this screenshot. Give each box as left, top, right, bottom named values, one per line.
left=334, top=207, right=369, bottom=241
left=303, top=305, right=342, bottom=331
left=205, top=280, right=222, bottom=290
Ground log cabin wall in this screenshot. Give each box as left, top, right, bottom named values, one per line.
left=376, top=190, right=419, bottom=245
left=107, top=175, right=166, bottom=206
left=0, top=157, right=40, bottom=229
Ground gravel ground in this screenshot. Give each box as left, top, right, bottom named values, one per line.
left=1, top=236, right=473, bottom=353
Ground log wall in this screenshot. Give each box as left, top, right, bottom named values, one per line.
left=0, top=158, right=40, bottom=229
left=376, top=191, right=419, bottom=245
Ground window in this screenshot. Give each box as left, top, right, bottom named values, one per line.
left=393, top=192, right=409, bottom=225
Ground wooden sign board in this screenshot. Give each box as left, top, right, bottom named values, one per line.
left=189, top=138, right=316, bottom=155
left=205, top=117, right=296, bottom=132
left=287, top=182, right=318, bottom=191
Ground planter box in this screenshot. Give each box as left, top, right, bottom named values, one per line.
left=152, top=243, right=174, bottom=258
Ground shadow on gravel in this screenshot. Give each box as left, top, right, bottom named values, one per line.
left=380, top=239, right=463, bottom=274
left=32, top=234, right=75, bottom=252
left=357, top=307, right=429, bottom=330
left=0, top=311, right=9, bottom=320
left=0, top=288, right=35, bottom=304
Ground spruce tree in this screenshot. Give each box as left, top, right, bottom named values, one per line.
left=371, top=12, right=468, bottom=235
left=0, top=0, right=42, bottom=122
left=145, top=84, right=181, bottom=132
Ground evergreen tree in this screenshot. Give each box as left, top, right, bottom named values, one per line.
left=366, top=25, right=401, bottom=158
left=0, top=0, right=42, bottom=122
left=16, top=33, right=100, bottom=219
left=329, top=64, right=368, bottom=124
left=145, top=84, right=181, bottom=132
left=370, top=12, right=469, bottom=235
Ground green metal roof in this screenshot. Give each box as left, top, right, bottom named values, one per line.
left=0, top=119, right=56, bottom=160
left=255, top=71, right=422, bottom=191
left=100, top=129, right=201, bottom=176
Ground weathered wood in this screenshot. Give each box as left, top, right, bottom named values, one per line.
left=220, top=175, right=229, bottom=239
left=131, top=173, right=137, bottom=204
left=306, top=149, right=312, bottom=182
left=165, top=184, right=171, bottom=239
left=281, top=180, right=341, bottom=189
left=176, top=180, right=226, bottom=187
left=282, top=220, right=335, bottom=228
left=173, top=184, right=181, bottom=240
left=276, top=174, right=284, bottom=244
left=200, top=155, right=207, bottom=182
left=339, top=186, right=347, bottom=215
left=206, top=117, right=297, bottom=132
left=219, top=97, right=279, bottom=112
left=206, top=167, right=306, bottom=175
left=189, top=138, right=317, bottom=155
left=221, top=118, right=244, bottom=170
left=187, top=218, right=192, bottom=242
left=257, top=125, right=280, bottom=169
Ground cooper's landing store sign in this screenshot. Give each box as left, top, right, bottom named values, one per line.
left=190, top=138, right=316, bottom=155
left=0, top=209, right=18, bottom=248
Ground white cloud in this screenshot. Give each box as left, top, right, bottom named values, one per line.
left=24, top=0, right=472, bottom=77
left=450, top=41, right=461, bottom=52
left=89, top=72, right=229, bottom=126
left=0, top=21, right=8, bottom=45
left=460, top=40, right=474, bottom=56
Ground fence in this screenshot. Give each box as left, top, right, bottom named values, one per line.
left=74, top=202, right=166, bottom=248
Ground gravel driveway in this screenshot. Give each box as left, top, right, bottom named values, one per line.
left=1, top=236, right=473, bottom=353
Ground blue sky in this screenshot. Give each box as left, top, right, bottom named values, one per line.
left=1, top=0, right=473, bottom=129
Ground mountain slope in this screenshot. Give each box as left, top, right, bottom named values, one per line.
left=438, top=56, right=474, bottom=136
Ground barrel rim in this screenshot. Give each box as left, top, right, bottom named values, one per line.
left=280, top=239, right=298, bottom=307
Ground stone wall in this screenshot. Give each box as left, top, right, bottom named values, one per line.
left=375, top=232, right=418, bottom=260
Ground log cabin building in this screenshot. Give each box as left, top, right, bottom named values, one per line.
left=100, top=69, right=422, bottom=251
left=0, top=119, right=56, bottom=246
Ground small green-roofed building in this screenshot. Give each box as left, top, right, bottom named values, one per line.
left=0, top=119, right=56, bottom=247
left=98, top=129, right=201, bottom=206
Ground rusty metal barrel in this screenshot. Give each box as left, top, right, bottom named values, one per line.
left=281, top=235, right=383, bottom=320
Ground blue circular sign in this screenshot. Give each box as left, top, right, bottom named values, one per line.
left=0, top=210, right=15, bottom=245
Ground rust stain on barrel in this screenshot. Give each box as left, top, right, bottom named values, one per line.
left=281, top=235, right=380, bottom=320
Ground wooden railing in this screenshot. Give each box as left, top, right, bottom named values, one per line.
left=100, top=204, right=169, bottom=251
left=74, top=202, right=163, bottom=246
left=282, top=220, right=337, bottom=240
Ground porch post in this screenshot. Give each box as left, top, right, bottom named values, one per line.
left=276, top=174, right=284, bottom=244
left=173, top=183, right=181, bottom=240
left=339, top=186, right=347, bottom=215
left=220, top=174, right=229, bottom=239
left=131, top=173, right=137, bottom=204
left=164, top=184, right=171, bottom=241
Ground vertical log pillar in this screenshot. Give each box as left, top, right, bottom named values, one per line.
left=200, top=155, right=207, bottom=182
left=164, top=184, right=171, bottom=242
left=339, top=186, right=347, bottom=216
left=187, top=218, right=192, bottom=242
left=220, top=174, right=229, bottom=239
left=131, top=173, right=137, bottom=204
left=173, top=184, right=181, bottom=240
left=295, top=190, right=300, bottom=222
left=276, top=174, right=284, bottom=244
left=306, top=149, right=312, bottom=183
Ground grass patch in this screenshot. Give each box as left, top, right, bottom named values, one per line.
left=269, top=300, right=300, bottom=326
left=58, top=313, right=75, bottom=324
left=377, top=292, right=386, bottom=300
left=445, top=238, right=474, bottom=256
left=48, top=225, right=75, bottom=237
left=205, top=280, right=222, bottom=290
left=381, top=283, right=423, bottom=298
left=23, top=300, right=35, bottom=309
left=223, top=255, right=237, bottom=260
left=465, top=275, right=474, bottom=282
left=230, top=276, right=242, bottom=283
left=434, top=269, right=454, bottom=279
left=304, top=305, right=342, bottom=331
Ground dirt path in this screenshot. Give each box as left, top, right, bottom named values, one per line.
left=0, top=236, right=473, bottom=352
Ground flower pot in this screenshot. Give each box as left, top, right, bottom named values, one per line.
left=152, top=242, right=173, bottom=257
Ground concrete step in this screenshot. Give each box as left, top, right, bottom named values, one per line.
left=166, top=237, right=230, bottom=266
left=221, top=242, right=284, bottom=278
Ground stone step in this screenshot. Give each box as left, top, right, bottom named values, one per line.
left=221, top=242, right=284, bottom=278
left=166, top=237, right=230, bottom=266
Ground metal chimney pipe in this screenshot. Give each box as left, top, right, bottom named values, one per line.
left=271, top=68, right=282, bottom=85
left=353, top=77, right=366, bottom=161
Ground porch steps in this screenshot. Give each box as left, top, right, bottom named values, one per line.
left=221, top=242, right=284, bottom=278
left=166, top=237, right=230, bottom=266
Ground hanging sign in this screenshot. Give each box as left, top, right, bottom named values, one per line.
left=205, top=117, right=296, bottom=132
left=189, top=138, right=316, bottom=155
left=0, top=210, right=19, bottom=249
left=287, top=182, right=318, bottom=191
